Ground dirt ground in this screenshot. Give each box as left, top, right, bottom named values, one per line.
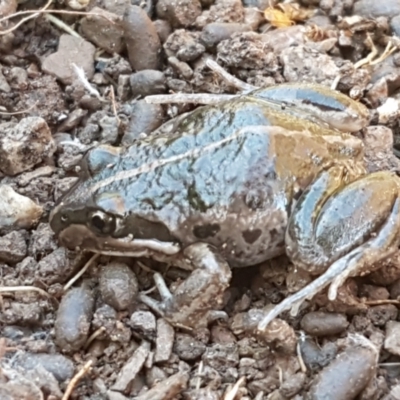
left=3, top=0, right=400, bottom=399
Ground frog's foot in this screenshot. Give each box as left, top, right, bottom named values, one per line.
left=139, top=243, right=232, bottom=328
left=258, top=170, right=400, bottom=331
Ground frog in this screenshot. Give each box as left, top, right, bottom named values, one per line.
left=50, top=83, right=400, bottom=331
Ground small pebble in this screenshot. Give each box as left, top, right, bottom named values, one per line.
left=13, top=353, right=75, bottom=383
left=154, top=319, right=174, bottom=363
left=200, top=22, right=251, bottom=49
left=37, top=248, right=78, bottom=285
left=164, top=30, right=205, bottom=62
left=99, top=262, right=138, bottom=311
left=111, top=341, right=151, bottom=392
left=354, top=0, right=400, bottom=19
left=130, top=70, right=166, bottom=97
left=99, top=115, right=119, bottom=144
left=308, top=336, right=378, bottom=400
left=174, top=333, right=207, bottom=361
left=130, top=311, right=156, bottom=339
left=168, top=56, right=193, bottom=79
left=0, top=230, right=27, bottom=263
left=300, top=312, right=349, bottom=337
left=153, top=19, right=172, bottom=43
left=280, top=372, right=306, bottom=398
left=0, top=117, right=55, bottom=176
left=42, top=34, right=95, bottom=85
left=299, top=338, right=337, bottom=371
left=390, top=15, right=400, bottom=36
left=123, top=5, right=161, bottom=71
left=202, top=343, right=239, bottom=370
left=55, top=285, right=95, bottom=353
left=384, top=321, right=400, bottom=356
left=80, top=7, right=124, bottom=53
left=146, top=366, right=168, bottom=387
left=122, top=101, right=165, bottom=145
left=0, top=185, right=42, bottom=231
left=367, top=305, right=398, bottom=327
left=156, top=0, right=201, bottom=28
left=134, top=372, right=189, bottom=400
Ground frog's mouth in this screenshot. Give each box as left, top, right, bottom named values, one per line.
left=57, top=224, right=181, bottom=257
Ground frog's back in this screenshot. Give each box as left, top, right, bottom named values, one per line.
left=89, top=98, right=364, bottom=267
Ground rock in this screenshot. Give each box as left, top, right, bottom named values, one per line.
left=54, top=285, right=95, bottom=353
left=280, top=44, right=340, bottom=85
left=130, top=311, right=156, bottom=339
left=156, top=0, right=202, bottom=28
left=174, top=333, right=207, bottom=361
left=384, top=321, right=400, bottom=356
left=390, top=15, right=400, bottom=36
left=0, top=117, right=55, bottom=176
left=195, top=0, right=244, bottom=28
left=122, top=101, right=165, bottom=145
left=133, top=372, right=189, bottom=400
left=99, top=262, right=139, bottom=311
left=0, top=185, right=42, bottom=231
left=80, top=7, right=124, bottom=54
left=153, top=19, right=172, bottom=43
left=37, top=248, right=78, bottom=285
left=200, top=22, right=252, bottom=49
left=354, top=0, right=400, bottom=19
left=0, top=230, right=27, bottom=263
left=299, top=338, right=338, bottom=371
left=155, top=319, right=174, bottom=363
left=130, top=70, right=166, bottom=97
left=42, top=34, right=95, bottom=85
left=123, top=5, right=161, bottom=71
left=217, top=32, right=278, bottom=71
left=308, top=335, right=378, bottom=399
left=300, top=312, right=349, bottom=337
left=164, top=30, right=205, bottom=62
left=12, top=353, right=75, bottom=383
left=111, top=341, right=151, bottom=392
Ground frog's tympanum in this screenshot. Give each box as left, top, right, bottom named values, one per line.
left=50, top=83, right=400, bottom=331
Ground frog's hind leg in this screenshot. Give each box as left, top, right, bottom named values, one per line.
left=258, top=169, right=400, bottom=331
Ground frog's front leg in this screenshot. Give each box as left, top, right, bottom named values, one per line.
left=140, top=243, right=232, bottom=328
left=258, top=169, right=400, bottom=331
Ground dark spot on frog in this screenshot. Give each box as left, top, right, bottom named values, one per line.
left=193, top=224, right=220, bottom=239
left=242, top=229, right=262, bottom=244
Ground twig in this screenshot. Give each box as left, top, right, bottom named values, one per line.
left=0, top=0, right=53, bottom=36
left=364, top=299, right=400, bottom=306
left=72, top=63, right=102, bottom=99
left=0, top=285, right=50, bottom=297
left=205, top=59, right=257, bottom=92
left=62, top=360, right=93, bottom=400
left=145, top=93, right=237, bottom=105
left=109, top=85, right=121, bottom=126
left=45, top=14, right=81, bottom=38
left=0, top=7, right=115, bottom=25
left=0, top=102, right=37, bottom=115
left=224, top=376, right=246, bottom=400
left=84, top=326, right=106, bottom=349
left=0, top=7, right=115, bottom=35
left=63, top=253, right=99, bottom=292
left=354, top=33, right=378, bottom=69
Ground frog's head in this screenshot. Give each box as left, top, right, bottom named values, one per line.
left=50, top=144, right=180, bottom=257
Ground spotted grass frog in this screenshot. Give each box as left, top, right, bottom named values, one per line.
left=50, top=83, right=400, bottom=331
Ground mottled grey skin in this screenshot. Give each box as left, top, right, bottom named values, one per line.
left=50, top=96, right=363, bottom=267
left=50, top=92, right=400, bottom=330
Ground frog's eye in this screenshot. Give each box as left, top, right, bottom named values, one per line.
left=88, top=210, right=116, bottom=235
